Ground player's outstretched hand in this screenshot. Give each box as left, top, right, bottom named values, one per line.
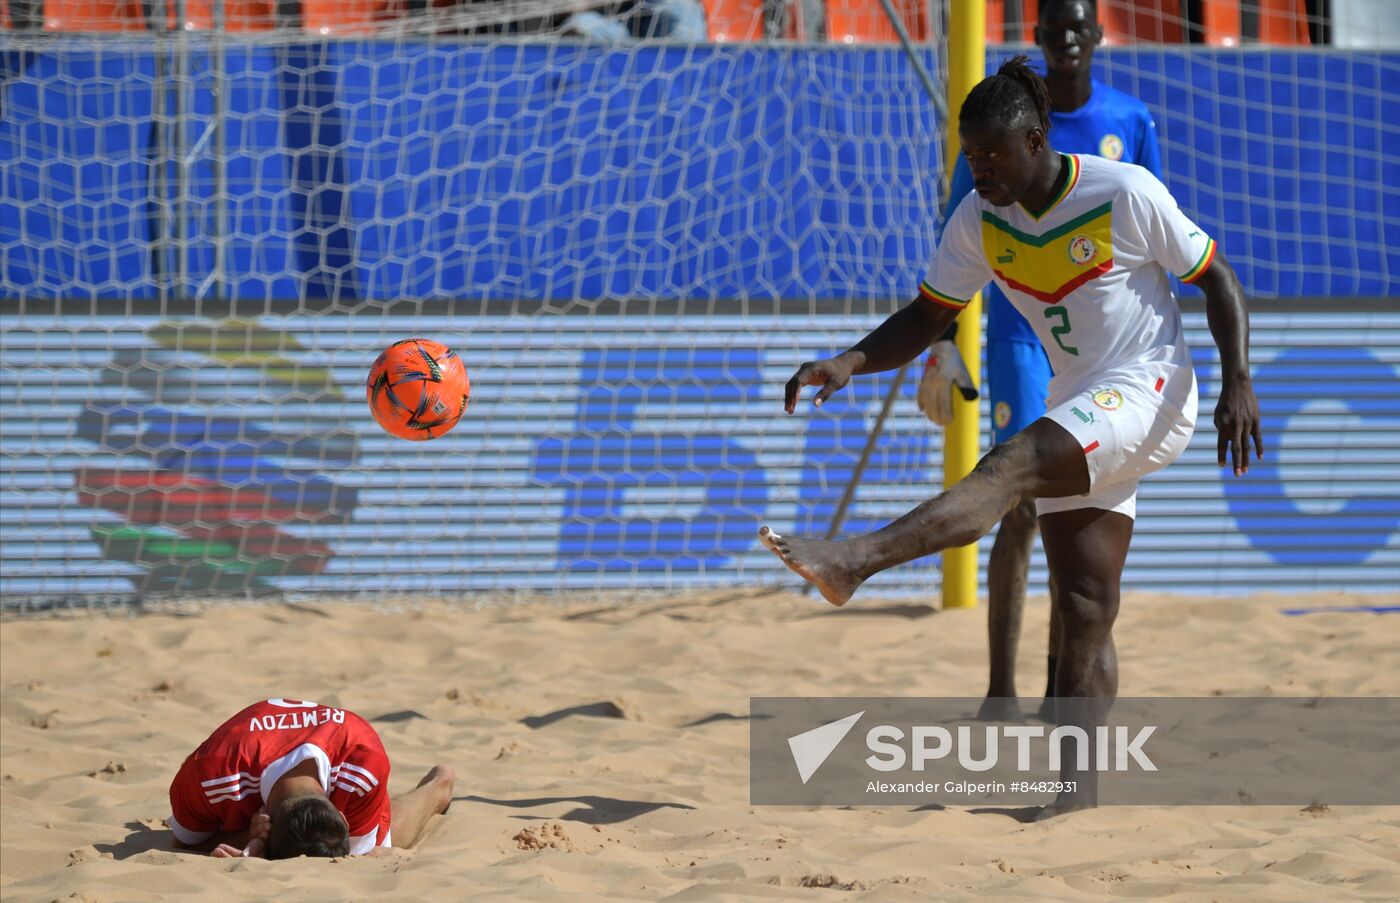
left=1214, top=376, right=1263, bottom=477
left=784, top=358, right=854, bottom=414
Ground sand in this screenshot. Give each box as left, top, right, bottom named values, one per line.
left=3, top=589, right=1399, bottom=902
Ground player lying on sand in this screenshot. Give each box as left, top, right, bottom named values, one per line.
left=167, top=698, right=454, bottom=858
left=760, top=57, right=1261, bottom=816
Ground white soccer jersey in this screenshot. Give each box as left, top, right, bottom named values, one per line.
left=920, top=154, right=1215, bottom=410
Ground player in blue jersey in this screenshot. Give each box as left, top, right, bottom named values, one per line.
left=920, top=0, right=1165, bottom=724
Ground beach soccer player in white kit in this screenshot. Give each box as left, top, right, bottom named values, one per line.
left=758, top=56, right=1262, bottom=816
left=926, top=0, right=1168, bottom=723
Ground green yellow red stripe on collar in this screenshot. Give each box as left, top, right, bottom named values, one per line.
left=1021, top=154, right=1080, bottom=221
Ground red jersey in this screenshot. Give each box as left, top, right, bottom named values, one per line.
left=168, top=698, right=392, bottom=855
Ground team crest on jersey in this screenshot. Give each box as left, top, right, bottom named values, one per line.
left=1091, top=388, right=1125, bottom=411
left=1099, top=134, right=1124, bottom=161
left=994, top=401, right=1012, bottom=429
left=1068, top=234, right=1097, bottom=265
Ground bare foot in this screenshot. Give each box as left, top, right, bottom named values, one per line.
left=418, top=764, right=456, bottom=815
left=975, top=697, right=1026, bottom=723
left=1032, top=790, right=1097, bottom=821
left=758, top=526, right=866, bottom=607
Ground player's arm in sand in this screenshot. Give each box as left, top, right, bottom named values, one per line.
left=168, top=808, right=270, bottom=858
left=210, top=810, right=271, bottom=858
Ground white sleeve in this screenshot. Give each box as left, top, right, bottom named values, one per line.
left=167, top=814, right=216, bottom=845
left=347, top=826, right=383, bottom=856
left=1121, top=170, right=1217, bottom=283
left=919, top=194, right=993, bottom=310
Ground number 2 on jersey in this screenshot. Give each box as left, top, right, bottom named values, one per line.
left=1044, top=305, right=1079, bottom=356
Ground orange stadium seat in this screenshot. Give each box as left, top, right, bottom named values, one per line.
left=985, top=0, right=1003, bottom=43
left=43, top=0, right=145, bottom=30
left=43, top=0, right=275, bottom=30
left=825, top=0, right=926, bottom=44
left=705, top=0, right=765, bottom=41
left=1101, top=0, right=1184, bottom=44
left=826, top=0, right=896, bottom=43
left=904, top=0, right=929, bottom=42
left=1256, top=0, right=1310, bottom=44
left=1198, top=0, right=1242, bottom=46
left=986, top=0, right=1036, bottom=44
left=41, top=0, right=373, bottom=31
left=301, top=0, right=382, bottom=34
left=180, top=0, right=278, bottom=30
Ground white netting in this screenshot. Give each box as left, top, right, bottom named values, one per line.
left=0, top=36, right=944, bottom=302
left=1, top=1, right=1397, bottom=607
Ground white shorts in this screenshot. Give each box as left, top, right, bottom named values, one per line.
left=1035, top=368, right=1198, bottom=520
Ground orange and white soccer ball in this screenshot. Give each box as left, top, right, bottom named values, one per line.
left=366, top=338, right=471, bottom=441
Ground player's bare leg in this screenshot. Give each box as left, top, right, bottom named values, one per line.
left=1034, top=506, right=1132, bottom=819
left=760, top=420, right=1090, bottom=607
left=976, top=496, right=1039, bottom=722
left=1038, top=580, right=1063, bottom=723
left=387, top=765, right=456, bottom=849
left=760, top=469, right=1013, bottom=607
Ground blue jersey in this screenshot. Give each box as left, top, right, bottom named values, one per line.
left=944, top=78, right=1163, bottom=345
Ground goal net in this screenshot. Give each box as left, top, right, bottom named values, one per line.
left=1, top=4, right=952, bottom=605
left=1, top=0, right=1396, bottom=607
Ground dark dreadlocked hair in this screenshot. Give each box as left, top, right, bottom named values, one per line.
left=959, top=54, right=1053, bottom=137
